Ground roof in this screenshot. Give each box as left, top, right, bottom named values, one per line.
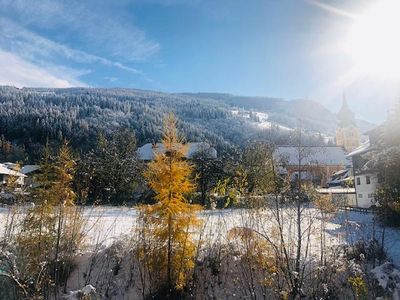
left=332, top=169, right=349, bottom=176
left=0, top=164, right=26, bottom=177
left=275, top=146, right=350, bottom=166
left=346, top=141, right=371, bottom=158
left=137, top=142, right=217, bottom=160
left=317, top=188, right=355, bottom=194
left=20, top=165, right=40, bottom=174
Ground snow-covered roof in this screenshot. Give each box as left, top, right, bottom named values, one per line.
left=20, top=165, right=40, bottom=174
left=2, top=162, right=16, bottom=168
left=346, top=141, right=371, bottom=158
left=316, top=188, right=355, bottom=194
left=137, top=142, right=217, bottom=160
left=276, top=146, right=350, bottom=166
left=0, top=164, right=26, bottom=177
left=332, top=169, right=349, bottom=177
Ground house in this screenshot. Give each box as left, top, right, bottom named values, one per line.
left=0, top=163, right=40, bottom=188
left=328, top=169, right=353, bottom=188
left=137, top=142, right=217, bottom=161
left=354, top=172, right=378, bottom=208
left=346, top=127, right=382, bottom=208
left=0, top=163, right=26, bottom=186
left=275, top=146, right=351, bottom=187
left=21, top=164, right=41, bottom=188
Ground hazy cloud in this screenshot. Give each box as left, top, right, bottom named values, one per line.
left=0, top=0, right=158, bottom=87
left=0, top=0, right=160, bottom=61
left=0, top=49, right=86, bottom=88
left=0, top=18, right=142, bottom=75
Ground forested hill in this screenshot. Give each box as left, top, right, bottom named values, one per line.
left=181, top=93, right=373, bottom=135
left=0, top=86, right=372, bottom=160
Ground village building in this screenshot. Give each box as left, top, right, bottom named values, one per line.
left=275, top=145, right=351, bottom=188
left=335, top=96, right=360, bottom=153
left=137, top=142, right=217, bottom=161
left=0, top=163, right=40, bottom=188
left=346, top=125, right=382, bottom=208
left=0, top=163, right=26, bottom=186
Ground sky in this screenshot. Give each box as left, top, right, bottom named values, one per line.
left=1, top=0, right=399, bottom=123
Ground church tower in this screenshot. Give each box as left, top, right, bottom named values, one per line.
left=336, top=95, right=360, bottom=152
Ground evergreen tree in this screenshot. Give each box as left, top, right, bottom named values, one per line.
left=75, top=129, right=140, bottom=204
left=192, top=150, right=224, bottom=206
left=242, top=142, right=276, bottom=195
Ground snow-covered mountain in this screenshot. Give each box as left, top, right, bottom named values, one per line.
left=0, top=86, right=374, bottom=157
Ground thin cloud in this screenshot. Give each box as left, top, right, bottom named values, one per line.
left=307, top=0, right=357, bottom=19
left=0, top=18, right=142, bottom=75
left=0, top=49, right=86, bottom=88
left=0, top=0, right=158, bottom=87
left=0, top=0, right=160, bottom=61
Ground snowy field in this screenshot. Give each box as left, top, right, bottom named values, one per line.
left=1, top=206, right=400, bottom=266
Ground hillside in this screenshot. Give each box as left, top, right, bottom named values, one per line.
left=0, top=86, right=373, bottom=160
left=183, top=93, right=373, bottom=134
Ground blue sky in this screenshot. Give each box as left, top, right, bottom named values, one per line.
left=1, top=0, right=398, bottom=123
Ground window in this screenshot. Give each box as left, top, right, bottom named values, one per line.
left=368, top=193, right=375, bottom=198
left=358, top=194, right=363, bottom=198
left=366, top=176, right=371, bottom=184
left=356, top=177, right=361, bottom=185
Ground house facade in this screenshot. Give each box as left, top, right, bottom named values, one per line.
left=346, top=126, right=382, bottom=208
left=354, top=172, right=378, bottom=208
left=275, top=146, right=351, bottom=187
left=0, top=163, right=26, bottom=186
left=0, top=163, right=40, bottom=188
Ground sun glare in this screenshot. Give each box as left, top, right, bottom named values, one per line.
left=345, top=0, right=400, bottom=80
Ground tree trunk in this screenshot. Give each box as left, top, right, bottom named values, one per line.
left=54, top=203, right=64, bottom=300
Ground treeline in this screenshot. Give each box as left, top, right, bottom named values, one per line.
left=2, top=125, right=290, bottom=206
left=72, top=129, right=288, bottom=206
left=0, top=86, right=326, bottom=162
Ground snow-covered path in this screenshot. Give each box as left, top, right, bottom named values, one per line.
left=1, top=206, right=400, bottom=266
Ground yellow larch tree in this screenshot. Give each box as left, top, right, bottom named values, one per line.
left=16, top=141, right=83, bottom=299
left=140, top=113, right=201, bottom=296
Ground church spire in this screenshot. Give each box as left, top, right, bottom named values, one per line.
left=338, top=93, right=356, bottom=128
left=336, top=93, right=360, bottom=152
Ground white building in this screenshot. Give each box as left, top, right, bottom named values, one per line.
left=346, top=134, right=380, bottom=208
left=0, top=163, right=26, bottom=186
left=0, top=163, right=40, bottom=188
left=353, top=172, right=379, bottom=208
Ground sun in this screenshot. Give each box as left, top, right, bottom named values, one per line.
left=345, top=0, right=400, bottom=80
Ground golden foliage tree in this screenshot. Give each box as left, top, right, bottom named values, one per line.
left=140, top=113, right=201, bottom=296
left=16, top=141, right=83, bottom=299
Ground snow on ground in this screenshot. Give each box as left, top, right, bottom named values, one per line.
left=1, top=206, right=400, bottom=266
left=329, top=210, right=400, bottom=266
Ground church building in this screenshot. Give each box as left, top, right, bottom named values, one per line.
left=335, top=97, right=360, bottom=153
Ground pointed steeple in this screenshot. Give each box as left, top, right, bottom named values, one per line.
left=338, top=93, right=356, bottom=127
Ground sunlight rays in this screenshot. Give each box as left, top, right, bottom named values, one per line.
left=344, top=0, right=400, bottom=81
